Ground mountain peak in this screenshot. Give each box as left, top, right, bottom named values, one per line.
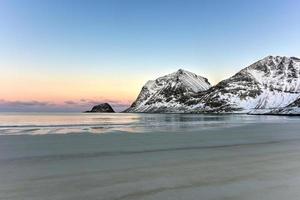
left=261, top=55, right=300, bottom=62
left=176, top=68, right=186, bottom=74
left=291, top=56, right=300, bottom=61
left=173, top=69, right=210, bottom=84
left=246, top=55, right=300, bottom=73
left=173, top=69, right=193, bottom=77
left=125, top=69, right=211, bottom=112
left=215, top=55, right=300, bottom=112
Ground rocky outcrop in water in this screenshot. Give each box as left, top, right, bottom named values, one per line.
left=85, top=103, right=115, bottom=113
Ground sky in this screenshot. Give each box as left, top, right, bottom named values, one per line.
left=0, top=0, right=300, bottom=112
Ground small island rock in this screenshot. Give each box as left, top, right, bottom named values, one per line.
left=85, top=103, right=115, bottom=113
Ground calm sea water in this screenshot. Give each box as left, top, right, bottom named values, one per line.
left=1, top=112, right=300, bottom=200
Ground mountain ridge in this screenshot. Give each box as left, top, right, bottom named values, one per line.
left=186, top=55, right=300, bottom=113
left=125, top=56, right=300, bottom=114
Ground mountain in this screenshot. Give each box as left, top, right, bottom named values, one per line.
left=187, top=56, right=300, bottom=113
left=85, top=103, right=115, bottom=113
left=125, top=69, right=211, bottom=113
left=126, top=56, right=300, bottom=114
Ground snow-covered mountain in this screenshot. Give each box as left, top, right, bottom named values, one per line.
left=125, top=69, right=211, bottom=112
left=125, top=56, right=300, bottom=114
left=189, top=56, right=300, bottom=113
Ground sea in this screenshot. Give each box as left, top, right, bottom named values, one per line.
left=1, top=112, right=300, bottom=200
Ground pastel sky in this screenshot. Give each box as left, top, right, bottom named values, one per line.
left=1, top=0, right=300, bottom=112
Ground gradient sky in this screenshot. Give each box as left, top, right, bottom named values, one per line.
left=1, top=0, right=300, bottom=112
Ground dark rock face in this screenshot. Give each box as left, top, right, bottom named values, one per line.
left=287, top=98, right=300, bottom=107
left=85, top=103, right=115, bottom=113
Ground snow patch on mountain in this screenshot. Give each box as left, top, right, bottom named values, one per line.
left=266, top=96, right=300, bottom=115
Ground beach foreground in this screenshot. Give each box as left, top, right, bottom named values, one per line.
left=1, top=113, right=300, bottom=200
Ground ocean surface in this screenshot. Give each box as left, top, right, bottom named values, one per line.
left=1, top=112, right=300, bottom=200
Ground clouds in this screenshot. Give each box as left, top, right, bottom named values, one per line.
left=0, top=98, right=131, bottom=112
left=78, top=99, right=129, bottom=106
left=64, top=100, right=77, bottom=105
left=0, top=99, right=52, bottom=107
left=0, top=99, right=58, bottom=112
